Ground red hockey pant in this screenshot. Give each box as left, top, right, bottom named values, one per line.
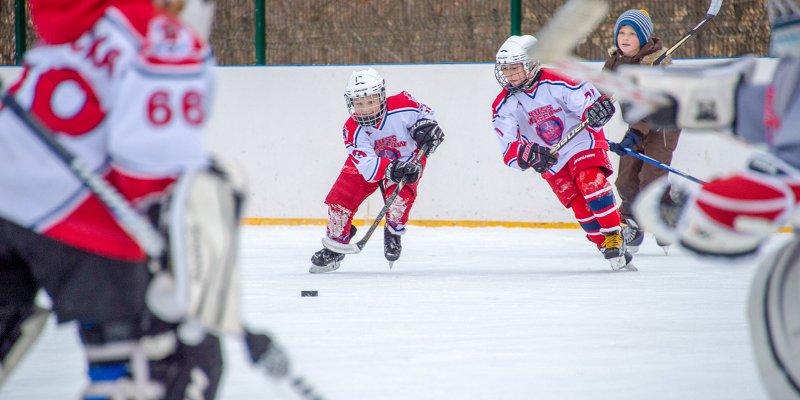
left=324, top=171, right=421, bottom=243
left=545, top=148, right=622, bottom=247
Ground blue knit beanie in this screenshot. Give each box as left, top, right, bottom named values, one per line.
left=614, top=9, right=653, bottom=48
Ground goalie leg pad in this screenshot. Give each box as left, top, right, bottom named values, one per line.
left=748, top=236, right=800, bottom=400
left=147, top=166, right=245, bottom=335
left=80, top=321, right=223, bottom=400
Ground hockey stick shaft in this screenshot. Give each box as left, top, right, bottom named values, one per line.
left=0, top=90, right=165, bottom=258
left=652, top=0, right=724, bottom=65
left=322, top=146, right=430, bottom=254
left=549, top=95, right=616, bottom=154
left=610, top=142, right=707, bottom=185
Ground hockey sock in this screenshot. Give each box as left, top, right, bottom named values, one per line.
left=570, top=196, right=604, bottom=247
left=576, top=167, right=622, bottom=231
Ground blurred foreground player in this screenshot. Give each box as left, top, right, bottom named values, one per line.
left=0, top=0, right=288, bottom=398
left=310, top=68, right=444, bottom=273
left=621, top=1, right=800, bottom=398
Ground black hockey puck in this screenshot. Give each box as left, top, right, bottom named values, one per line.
left=301, top=290, right=318, bottom=297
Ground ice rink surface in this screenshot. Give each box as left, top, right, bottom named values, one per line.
left=2, top=225, right=786, bottom=400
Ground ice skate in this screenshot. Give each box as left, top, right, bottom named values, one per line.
left=622, top=218, right=644, bottom=254
left=600, top=229, right=636, bottom=271
left=384, top=226, right=402, bottom=268
left=656, top=235, right=672, bottom=255
left=310, top=248, right=345, bottom=274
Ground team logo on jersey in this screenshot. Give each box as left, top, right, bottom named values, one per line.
left=527, top=104, right=563, bottom=126
left=374, top=136, right=407, bottom=160
left=536, top=117, right=564, bottom=145
left=377, top=148, right=401, bottom=160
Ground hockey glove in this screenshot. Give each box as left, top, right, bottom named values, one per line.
left=245, top=330, right=290, bottom=379
left=518, top=142, right=558, bottom=173
left=386, top=159, right=422, bottom=184
left=608, top=128, right=642, bottom=156
left=410, top=119, right=445, bottom=154
left=585, top=95, right=615, bottom=128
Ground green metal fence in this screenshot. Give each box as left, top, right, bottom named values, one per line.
left=1, top=0, right=771, bottom=66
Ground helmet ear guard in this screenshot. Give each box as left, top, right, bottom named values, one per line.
left=344, top=68, right=387, bottom=127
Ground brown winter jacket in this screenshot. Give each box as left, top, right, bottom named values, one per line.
left=603, top=37, right=675, bottom=139
left=602, top=37, right=682, bottom=220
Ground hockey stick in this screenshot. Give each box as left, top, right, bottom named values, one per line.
left=543, top=0, right=724, bottom=119
left=243, top=329, right=326, bottom=400
left=0, top=84, right=165, bottom=258
left=549, top=95, right=617, bottom=154
left=652, top=0, right=724, bottom=66
left=608, top=141, right=707, bottom=185
left=321, top=146, right=430, bottom=255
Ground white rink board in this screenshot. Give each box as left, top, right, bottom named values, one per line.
left=0, top=58, right=778, bottom=223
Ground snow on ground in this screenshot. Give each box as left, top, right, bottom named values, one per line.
left=2, top=226, right=783, bottom=400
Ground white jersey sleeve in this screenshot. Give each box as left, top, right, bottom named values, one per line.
left=491, top=91, right=526, bottom=170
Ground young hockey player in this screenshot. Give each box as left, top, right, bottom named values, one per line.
left=310, top=68, right=444, bottom=273
left=490, top=35, right=633, bottom=271
left=0, top=1, right=288, bottom=398
left=620, top=1, right=800, bottom=398
left=603, top=9, right=682, bottom=254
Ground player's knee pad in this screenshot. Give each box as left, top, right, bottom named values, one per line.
left=748, top=236, right=800, bottom=400
left=146, top=158, right=247, bottom=340
left=0, top=305, right=49, bottom=386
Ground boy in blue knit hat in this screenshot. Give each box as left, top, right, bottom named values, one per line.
left=614, top=9, right=654, bottom=56
left=603, top=8, right=681, bottom=254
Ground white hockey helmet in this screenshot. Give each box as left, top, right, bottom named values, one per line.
left=494, top=35, right=542, bottom=93
left=344, top=68, right=387, bottom=127
left=154, top=0, right=215, bottom=41
left=768, top=0, right=800, bottom=57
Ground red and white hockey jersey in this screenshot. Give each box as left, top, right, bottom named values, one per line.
left=0, top=3, right=213, bottom=261
left=491, top=68, right=608, bottom=178
left=340, top=91, right=434, bottom=182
